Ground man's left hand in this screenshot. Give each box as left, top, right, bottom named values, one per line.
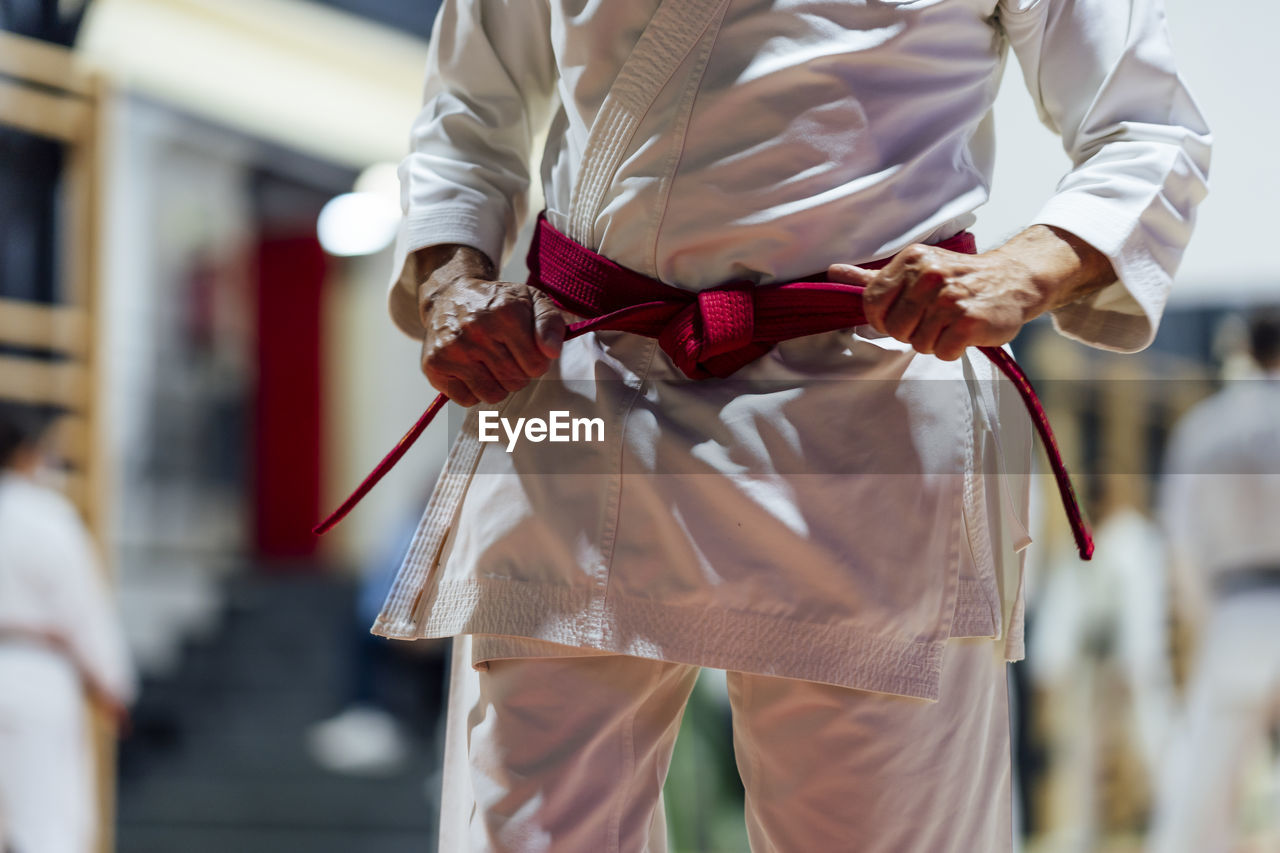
left=826, top=224, right=1116, bottom=361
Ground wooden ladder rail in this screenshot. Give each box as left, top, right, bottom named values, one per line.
left=0, top=29, right=115, bottom=853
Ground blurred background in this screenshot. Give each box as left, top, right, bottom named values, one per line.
left=0, top=0, right=1275, bottom=851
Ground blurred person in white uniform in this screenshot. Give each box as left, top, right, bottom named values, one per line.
left=0, top=403, right=137, bottom=853
left=1029, top=501, right=1175, bottom=849
left=372, top=1, right=1210, bottom=849
left=1148, top=309, right=1280, bottom=853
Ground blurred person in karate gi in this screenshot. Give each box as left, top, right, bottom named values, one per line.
left=0, top=402, right=137, bottom=853
left=1147, top=309, right=1280, bottom=853
left=1029, top=497, right=1175, bottom=850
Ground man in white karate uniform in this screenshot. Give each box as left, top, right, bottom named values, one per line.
left=0, top=404, right=136, bottom=853
left=1147, top=311, right=1280, bottom=853
left=370, top=1, right=1209, bottom=849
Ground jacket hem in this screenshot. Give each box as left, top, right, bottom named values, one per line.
left=372, top=578, right=947, bottom=701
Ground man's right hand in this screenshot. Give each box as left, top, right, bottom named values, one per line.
left=415, top=243, right=569, bottom=407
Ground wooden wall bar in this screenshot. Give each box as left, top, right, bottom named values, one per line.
left=0, top=29, right=115, bottom=853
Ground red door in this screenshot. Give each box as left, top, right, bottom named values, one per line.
left=252, top=234, right=327, bottom=563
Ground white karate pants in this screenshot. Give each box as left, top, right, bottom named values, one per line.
left=1147, top=591, right=1280, bottom=853
left=0, top=644, right=95, bottom=853
left=437, top=635, right=1013, bottom=852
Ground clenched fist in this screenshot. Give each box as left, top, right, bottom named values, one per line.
left=826, top=224, right=1116, bottom=361
left=415, top=244, right=571, bottom=406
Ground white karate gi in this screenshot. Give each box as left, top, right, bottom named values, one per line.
left=370, top=0, right=1208, bottom=847
left=0, top=473, right=137, bottom=853
left=1029, top=508, right=1175, bottom=848
left=1148, top=371, right=1280, bottom=853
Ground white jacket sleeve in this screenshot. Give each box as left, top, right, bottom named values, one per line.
left=388, top=0, right=559, bottom=339
left=48, top=502, right=138, bottom=707
left=1000, top=0, right=1211, bottom=352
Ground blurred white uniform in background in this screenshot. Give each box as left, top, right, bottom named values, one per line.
left=0, top=472, right=137, bottom=853
left=1149, top=366, right=1280, bottom=853
left=1030, top=507, right=1175, bottom=849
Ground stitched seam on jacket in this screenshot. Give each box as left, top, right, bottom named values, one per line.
left=380, top=578, right=949, bottom=700
left=646, top=2, right=728, bottom=279
left=597, top=338, right=660, bottom=618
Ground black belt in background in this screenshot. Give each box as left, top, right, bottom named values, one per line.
left=1214, top=565, right=1280, bottom=598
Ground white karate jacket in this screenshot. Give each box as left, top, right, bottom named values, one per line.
left=373, top=0, right=1209, bottom=700
left=1161, top=371, right=1280, bottom=588
left=0, top=473, right=136, bottom=708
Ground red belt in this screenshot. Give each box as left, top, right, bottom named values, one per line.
left=316, top=213, right=1094, bottom=560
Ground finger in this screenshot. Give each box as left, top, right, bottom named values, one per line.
left=859, top=271, right=902, bottom=335
left=830, top=264, right=896, bottom=333
left=493, top=294, right=554, bottom=377
left=825, top=263, right=877, bottom=288
left=882, top=269, right=944, bottom=340
left=435, top=375, right=478, bottom=408
left=423, top=326, right=525, bottom=399
left=463, top=324, right=537, bottom=391
left=424, top=366, right=476, bottom=407
left=530, top=292, right=568, bottom=360
left=459, top=359, right=511, bottom=405
left=498, top=333, right=550, bottom=380
left=908, top=306, right=952, bottom=355
left=933, top=320, right=978, bottom=362
left=486, top=341, right=534, bottom=394
left=432, top=350, right=510, bottom=404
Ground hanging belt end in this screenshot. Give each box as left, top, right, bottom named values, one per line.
left=1076, top=527, right=1095, bottom=561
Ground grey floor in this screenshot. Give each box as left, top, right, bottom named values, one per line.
left=115, top=573, right=444, bottom=853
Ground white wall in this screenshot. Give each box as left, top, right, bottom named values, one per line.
left=100, top=97, right=257, bottom=672
left=976, top=0, right=1278, bottom=305
left=80, top=0, right=429, bottom=169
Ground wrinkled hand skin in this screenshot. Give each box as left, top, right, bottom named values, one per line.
left=416, top=244, right=570, bottom=407
left=827, top=224, right=1115, bottom=361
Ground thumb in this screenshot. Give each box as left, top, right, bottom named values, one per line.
left=531, top=291, right=568, bottom=359
left=826, top=263, right=878, bottom=288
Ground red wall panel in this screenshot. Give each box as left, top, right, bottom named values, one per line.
left=253, top=235, right=326, bottom=562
